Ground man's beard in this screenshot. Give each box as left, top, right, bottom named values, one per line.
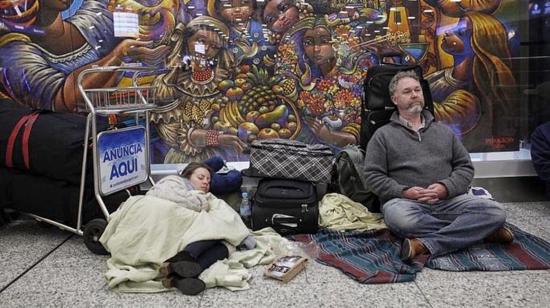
left=407, top=102, right=424, bottom=114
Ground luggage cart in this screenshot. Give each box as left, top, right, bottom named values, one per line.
left=27, top=66, right=159, bottom=254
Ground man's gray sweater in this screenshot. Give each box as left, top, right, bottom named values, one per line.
left=363, top=111, right=474, bottom=204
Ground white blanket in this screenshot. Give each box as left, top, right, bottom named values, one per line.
left=199, top=227, right=292, bottom=291
left=100, top=194, right=250, bottom=292
left=145, top=175, right=209, bottom=212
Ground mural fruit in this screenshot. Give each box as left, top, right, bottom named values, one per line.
left=258, top=128, right=279, bottom=139
left=278, top=128, right=292, bottom=139
left=237, top=122, right=260, bottom=142
left=246, top=111, right=260, bottom=122
left=218, top=80, right=234, bottom=92
left=226, top=87, right=244, bottom=100
left=272, top=85, right=284, bottom=95
left=258, top=106, right=270, bottom=114
left=279, top=79, right=297, bottom=98
left=235, top=78, right=247, bottom=87
left=214, top=65, right=300, bottom=141
left=254, top=105, right=289, bottom=128
left=286, top=121, right=298, bottom=133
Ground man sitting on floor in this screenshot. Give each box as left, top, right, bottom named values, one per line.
left=363, top=70, right=513, bottom=261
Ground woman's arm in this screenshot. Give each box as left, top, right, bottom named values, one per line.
left=55, top=40, right=170, bottom=112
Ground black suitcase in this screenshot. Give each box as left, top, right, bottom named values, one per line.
left=252, top=179, right=319, bottom=235
left=0, top=166, right=128, bottom=226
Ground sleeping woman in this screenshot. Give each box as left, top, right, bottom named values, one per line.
left=100, top=162, right=252, bottom=295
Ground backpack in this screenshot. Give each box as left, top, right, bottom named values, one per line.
left=359, top=59, right=433, bottom=150
left=331, top=145, right=380, bottom=213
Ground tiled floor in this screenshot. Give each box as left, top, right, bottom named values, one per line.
left=1, top=201, right=549, bottom=308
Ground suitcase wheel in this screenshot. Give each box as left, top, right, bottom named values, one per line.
left=83, top=218, right=109, bottom=255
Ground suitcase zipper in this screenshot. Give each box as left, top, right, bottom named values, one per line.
left=301, top=204, right=308, bottom=213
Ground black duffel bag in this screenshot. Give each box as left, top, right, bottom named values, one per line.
left=0, top=103, right=102, bottom=185
left=252, top=178, right=319, bottom=235
left=0, top=166, right=127, bottom=226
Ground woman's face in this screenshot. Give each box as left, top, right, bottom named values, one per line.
left=303, top=26, right=334, bottom=65
left=263, top=0, right=299, bottom=34
left=189, top=167, right=211, bottom=193
left=220, top=0, right=254, bottom=24
left=187, top=29, right=220, bottom=60
left=441, top=18, right=474, bottom=57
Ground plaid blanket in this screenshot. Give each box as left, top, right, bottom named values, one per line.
left=291, top=229, right=427, bottom=283
left=428, top=224, right=550, bottom=271
left=291, top=223, right=550, bottom=284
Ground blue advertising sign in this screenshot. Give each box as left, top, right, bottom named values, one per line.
left=97, top=126, right=148, bottom=195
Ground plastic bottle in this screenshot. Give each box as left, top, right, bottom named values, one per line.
left=239, top=191, right=252, bottom=226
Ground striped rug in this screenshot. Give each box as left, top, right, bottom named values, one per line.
left=290, top=223, right=550, bottom=284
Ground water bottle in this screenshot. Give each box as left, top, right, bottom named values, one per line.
left=239, top=192, right=252, bottom=226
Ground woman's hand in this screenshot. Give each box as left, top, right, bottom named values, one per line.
left=218, top=134, right=247, bottom=153
left=114, top=39, right=171, bottom=65
left=307, top=118, right=332, bottom=142
left=307, top=118, right=357, bottom=147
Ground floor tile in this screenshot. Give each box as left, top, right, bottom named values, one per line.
left=415, top=268, right=550, bottom=308
left=0, top=220, right=71, bottom=290
left=501, top=201, right=550, bottom=218
left=0, top=288, right=201, bottom=308
left=507, top=215, right=550, bottom=242
left=1, top=237, right=109, bottom=293
left=1, top=236, right=202, bottom=307
left=200, top=275, right=429, bottom=308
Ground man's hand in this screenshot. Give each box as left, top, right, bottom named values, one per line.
left=402, top=184, right=447, bottom=204
left=402, top=186, right=436, bottom=201
left=425, top=183, right=448, bottom=200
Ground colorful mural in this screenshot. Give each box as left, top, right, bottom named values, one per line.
left=0, top=0, right=522, bottom=163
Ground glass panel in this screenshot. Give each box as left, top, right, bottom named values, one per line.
left=0, top=0, right=546, bottom=167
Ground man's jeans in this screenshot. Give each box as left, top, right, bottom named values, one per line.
left=382, top=194, right=506, bottom=257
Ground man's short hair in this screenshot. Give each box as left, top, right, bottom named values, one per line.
left=388, top=70, right=420, bottom=97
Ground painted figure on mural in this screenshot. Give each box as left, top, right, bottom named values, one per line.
left=152, top=16, right=247, bottom=163
left=300, top=19, right=338, bottom=78
left=423, top=0, right=500, bottom=18
left=282, top=17, right=374, bottom=149
left=0, top=0, right=169, bottom=112
left=208, top=0, right=273, bottom=66
left=261, top=0, right=315, bottom=44
left=426, top=9, right=517, bottom=150
left=262, top=0, right=300, bottom=34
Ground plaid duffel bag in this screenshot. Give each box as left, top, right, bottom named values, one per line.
left=249, top=139, right=333, bottom=183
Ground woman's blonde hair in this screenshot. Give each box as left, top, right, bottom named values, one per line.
left=467, top=11, right=516, bottom=117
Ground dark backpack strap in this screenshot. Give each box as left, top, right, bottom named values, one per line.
left=5, top=114, right=32, bottom=168
left=21, top=113, right=40, bottom=170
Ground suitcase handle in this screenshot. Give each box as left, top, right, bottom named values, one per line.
left=271, top=214, right=300, bottom=227
left=256, top=140, right=307, bottom=148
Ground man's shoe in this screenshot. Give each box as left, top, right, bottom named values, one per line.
left=400, top=238, right=429, bottom=261
left=484, top=226, right=514, bottom=244
left=159, top=260, right=202, bottom=278
left=162, top=277, right=205, bottom=296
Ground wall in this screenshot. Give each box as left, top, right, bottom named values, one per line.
left=0, top=0, right=527, bottom=164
